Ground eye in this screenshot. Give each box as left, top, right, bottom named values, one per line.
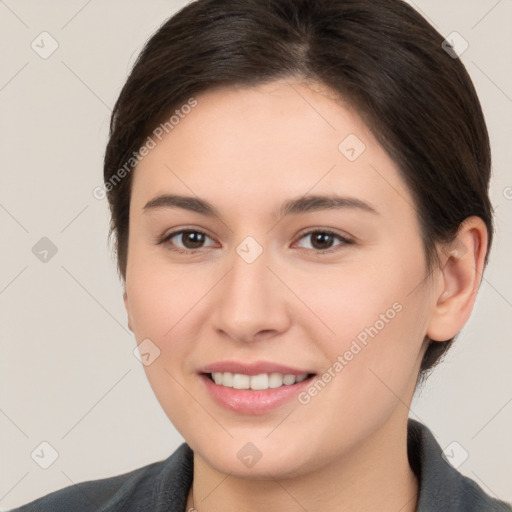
left=294, top=229, right=353, bottom=253
left=159, top=229, right=217, bottom=253
left=158, top=228, right=353, bottom=255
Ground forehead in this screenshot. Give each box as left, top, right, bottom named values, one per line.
left=131, top=79, right=414, bottom=221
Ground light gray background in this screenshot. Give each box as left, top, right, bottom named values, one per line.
left=1, top=0, right=511, bottom=508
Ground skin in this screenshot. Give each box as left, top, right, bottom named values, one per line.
left=123, top=79, right=488, bottom=512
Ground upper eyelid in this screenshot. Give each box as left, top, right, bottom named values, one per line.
left=162, top=228, right=216, bottom=246
left=296, top=227, right=352, bottom=241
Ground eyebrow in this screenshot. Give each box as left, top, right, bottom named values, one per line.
left=143, top=193, right=379, bottom=218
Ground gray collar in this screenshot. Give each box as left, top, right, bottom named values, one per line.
left=407, top=419, right=510, bottom=511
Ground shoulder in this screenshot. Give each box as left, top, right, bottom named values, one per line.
left=408, top=419, right=511, bottom=512
left=10, top=442, right=194, bottom=512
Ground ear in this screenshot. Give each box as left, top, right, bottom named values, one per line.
left=426, top=216, right=489, bottom=342
left=123, top=289, right=133, bottom=332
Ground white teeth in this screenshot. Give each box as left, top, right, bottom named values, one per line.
left=210, top=372, right=309, bottom=390
left=283, top=374, right=296, bottom=385
left=268, top=372, right=284, bottom=388
left=232, top=373, right=250, bottom=389
left=222, top=372, right=233, bottom=387
left=250, top=373, right=268, bottom=390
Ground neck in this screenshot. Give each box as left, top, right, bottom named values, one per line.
left=186, top=414, right=418, bottom=512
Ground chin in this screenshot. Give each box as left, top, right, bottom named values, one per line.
left=188, top=433, right=321, bottom=480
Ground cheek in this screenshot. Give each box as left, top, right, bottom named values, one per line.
left=302, top=245, right=429, bottom=399
left=290, top=279, right=427, bottom=465
left=126, top=254, right=205, bottom=339
left=124, top=260, right=209, bottom=435
left=297, top=251, right=423, bottom=351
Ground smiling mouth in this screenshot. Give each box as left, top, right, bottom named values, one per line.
left=203, top=372, right=317, bottom=390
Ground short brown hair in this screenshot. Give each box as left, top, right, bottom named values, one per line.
left=103, top=0, right=493, bottom=380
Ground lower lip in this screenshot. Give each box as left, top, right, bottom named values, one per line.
left=199, top=374, right=315, bottom=415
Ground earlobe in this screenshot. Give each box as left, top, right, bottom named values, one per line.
left=123, top=290, right=133, bottom=332
left=426, top=216, right=488, bottom=342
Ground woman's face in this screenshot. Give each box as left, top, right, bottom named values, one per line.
left=124, top=79, right=438, bottom=477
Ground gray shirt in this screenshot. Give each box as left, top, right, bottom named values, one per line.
left=11, top=419, right=511, bottom=511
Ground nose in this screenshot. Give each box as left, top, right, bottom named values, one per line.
left=211, top=243, right=291, bottom=344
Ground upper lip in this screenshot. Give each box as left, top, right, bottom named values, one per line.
left=199, top=361, right=315, bottom=376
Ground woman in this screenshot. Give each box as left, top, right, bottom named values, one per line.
left=13, top=0, right=511, bottom=510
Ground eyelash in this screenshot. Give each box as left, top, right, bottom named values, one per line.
left=158, top=228, right=353, bottom=255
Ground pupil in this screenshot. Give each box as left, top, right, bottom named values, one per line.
left=312, top=232, right=333, bottom=250
left=183, top=231, right=204, bottom=249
